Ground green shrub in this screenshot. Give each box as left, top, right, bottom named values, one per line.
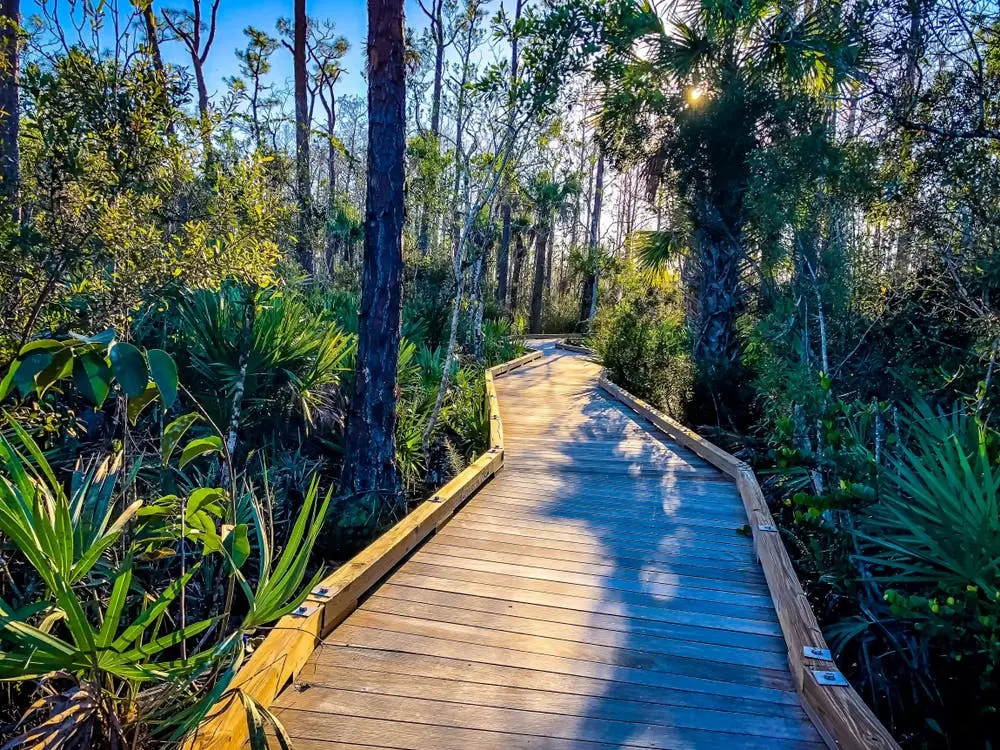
left=592, top=293, right=693, bottom=419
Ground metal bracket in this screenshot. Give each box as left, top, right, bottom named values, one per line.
left=803, top=646, right=833, bottom=661
left=811, top=670, right=849, bottom=686
left=428, top=495, right=442, bottom=503
left=757, top=523, right=778, bottom=532
left=311, top=585, right=332, bottom=599
left=291, top=603, right=318, bottom=618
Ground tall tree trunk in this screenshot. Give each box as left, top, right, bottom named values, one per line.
left=140, top=1, right=167, bottom=83
left=496, top=202, right=511, bottom=308
left=340, top=0, right=405, bottom=509
left=692, top=201, right=742, bottom=384
left=473, top=250, right=486, bottom=357
left=429, top=22, right=444, bottom=135
left=495, top=0, right=523, bottom=312
left=529, top=221, right=548, bottom=333
left=509, top=231, right=526, bottom=316
left=294, top=0, right=313, bottom=275
left=416, top=7, right=445, bottom=255
left=544, top=225, right=554, bottom=294
left=578, top=152, right=604, bottom=328
left=192, top=59, right=213, bottom=164
left=325, top=102, right=338, bottom=274
left=0, top=0, right=18, bottom=221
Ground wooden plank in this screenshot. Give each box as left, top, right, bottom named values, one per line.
left=432, top=528, right=767, bottom=583
left=275, top=711, right=627, bottom=750
left=460, top=501, right=754, bottom=546
left=306, top=645, right=804, bottom=718
left=362, top=591, right=789, bottom=670
left=388, top=569, right=785, bottom=638
left=402, top=558, right=777, bottom=622
left=598, top=376, right=743, bottom=478
left=470, top=492, right=750, bottom=529
left=424, top=535, right=767, bottom=588
left=275, top=684, right=822, bottom=750
left=373, top=582, right=785, bottom=653
left=555, top=340, right=595, bottom=355
left=442, top=517, right=760, bottom=564
left=409, top=549, right=773, bottom=608
left=284, top=663, right=817, bottom=741
left=327, top=620, right=799, bottom=705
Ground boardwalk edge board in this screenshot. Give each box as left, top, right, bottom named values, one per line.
left=554, top=339, right=595, bottom=355
left=181, top=348, right=543, bottom=750
left=597, top=373, right=900, bottom=750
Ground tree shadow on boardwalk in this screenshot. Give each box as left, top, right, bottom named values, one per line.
left=493, top=343, right=821, bottom=748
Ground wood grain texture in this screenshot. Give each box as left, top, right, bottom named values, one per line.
left=180, top=349, right=540, bottom=750
left=271, top=342, right=842, bottom=749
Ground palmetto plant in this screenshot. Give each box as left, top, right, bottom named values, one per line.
left=174, top=285, right=356, bottom=433
left=859, top=402, right=1000, bottom=593
left=822, top=402, right=1000, bottom=724
left=0, top=368, right=331, bottom=747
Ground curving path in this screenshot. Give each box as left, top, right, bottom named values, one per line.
left=271, top=341, right=823, bottom=749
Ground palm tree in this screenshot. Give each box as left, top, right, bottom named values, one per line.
left=526, top=172, right=580, bottom=332
left=597, top=0, right=855, bottom=394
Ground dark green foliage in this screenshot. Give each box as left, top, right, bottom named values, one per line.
left=592, top=279, right=692, bottom=420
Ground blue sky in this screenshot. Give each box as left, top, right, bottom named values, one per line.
left=24, top=0, right=431, bottom=100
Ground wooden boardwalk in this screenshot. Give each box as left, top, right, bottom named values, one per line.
left=272, top=342, right=824, bottom=749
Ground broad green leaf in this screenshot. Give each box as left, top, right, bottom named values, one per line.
left=162, top=414, right=200, bottom=466
left=0, top=361, right=18, bottom=401
left=33, top=347, right=73, bottom=396
left=72, top=352, right=112, bottom=407
left=179, top=435, right=224, bottom=468
left=147, top=349, right=178, bottom=409
left=224, top=523, right=251, bottom=569
left=69, top=329, right=116, bottom=346
left=187, top=488, right=225, bottom=517
left=109, top=342, right=148, bottom=397
left=127, top=383, right=160, bottom=425
left=13, top=350, right=53, bottom=396
left=19, top=339, right=67, bottom=355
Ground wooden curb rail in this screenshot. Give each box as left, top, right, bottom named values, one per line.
left=598, top=374, right=899, bottom=750
left=554, top=339, right=595, bottom=355
left=182, top=348, right=543, bottom=750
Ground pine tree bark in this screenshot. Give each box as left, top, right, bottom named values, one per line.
left=578, top=152, right=604, bottom=328
left=495, top=0, right=523, bottom=312
left=509, top=230, right=526, bottom=315
left=340, top=0, right=405, bottom=507
left=294, top=0, right=313, bottom=274
left=415, top=0, right=445, bottom=255
left=529, top=220, right=549, bottom=333
left=0, top=0, right=18, bottom=221
left=496, top=203, right=511, bottom=308
left=325, top=100, right=338, bottom=274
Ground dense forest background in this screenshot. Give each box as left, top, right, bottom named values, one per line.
left=0, top=0, right=997, bottom=745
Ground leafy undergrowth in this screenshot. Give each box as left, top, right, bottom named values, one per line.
left=0, top=284, right=525, bottom=747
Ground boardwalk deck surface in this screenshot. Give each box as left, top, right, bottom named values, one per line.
left=273, top=342, right=823, bottom=749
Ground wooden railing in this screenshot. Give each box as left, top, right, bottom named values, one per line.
left=598, top=375, right=900, bottom=750
left=182, top=348, right=543, bottom=750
